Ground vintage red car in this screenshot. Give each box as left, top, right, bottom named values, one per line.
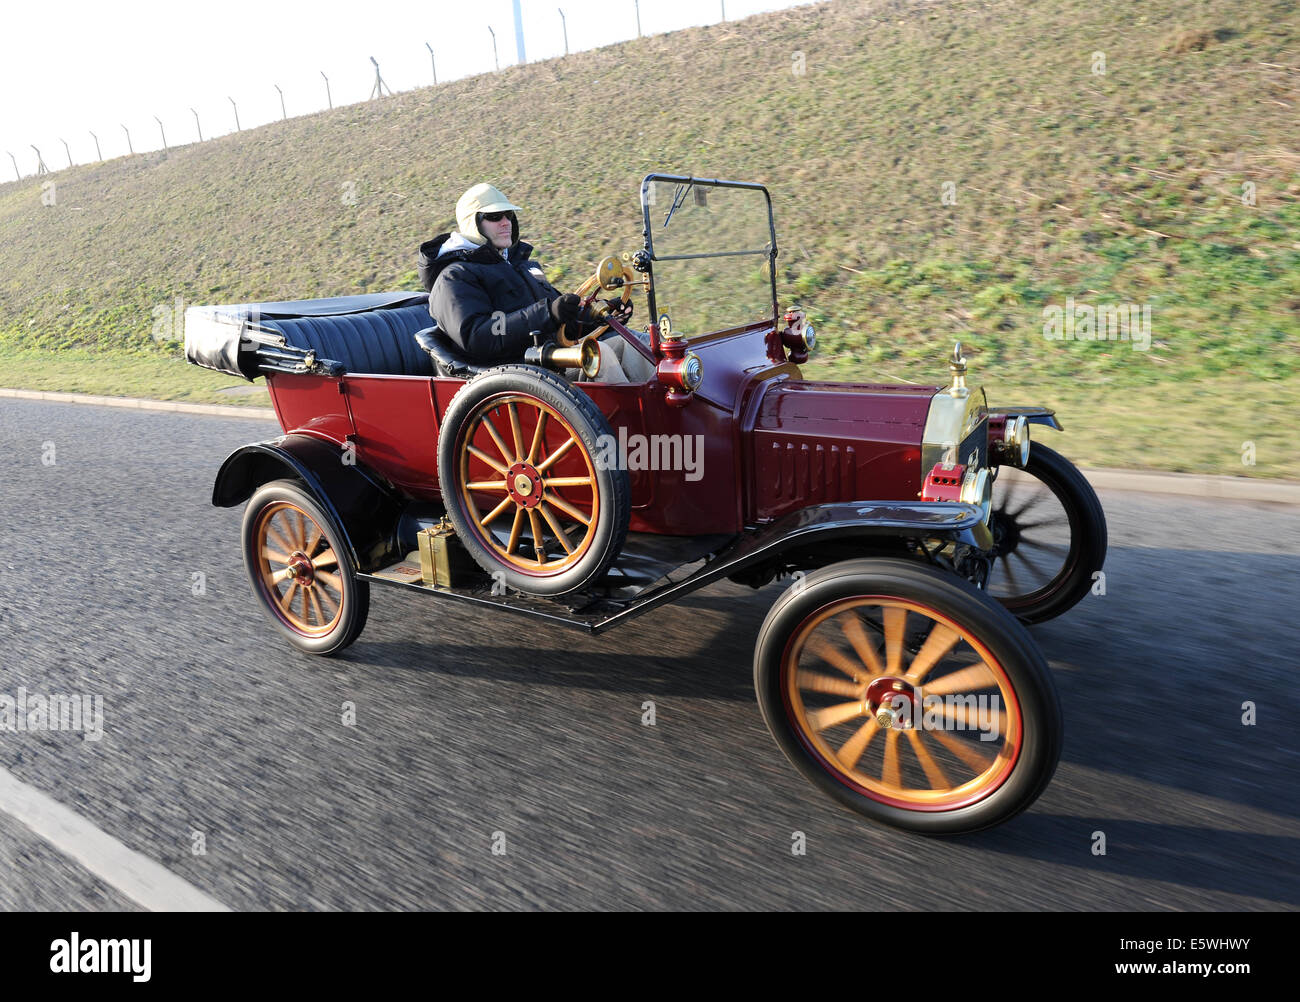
left=186, top=174, right=1106, bottom=834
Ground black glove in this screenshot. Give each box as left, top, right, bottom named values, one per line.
left=603, top=298, right=634, bottom=325
left=549, top=294, right=583, bottom=328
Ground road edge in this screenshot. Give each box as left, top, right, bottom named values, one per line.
left=1, top=385, right=276, bottom=421
left=4, top=386, right=1298, bottom=504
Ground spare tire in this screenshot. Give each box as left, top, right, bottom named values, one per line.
left=436, top=364, right=630, bottom=596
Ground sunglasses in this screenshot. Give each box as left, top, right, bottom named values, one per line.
left=481, top=210, right=515, bottom=223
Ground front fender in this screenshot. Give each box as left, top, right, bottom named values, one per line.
left=741, top=501, right=994, bottom=563
left=990, top=405, right=1063, bottom=431
left=212, top=435, right=405, bottom=572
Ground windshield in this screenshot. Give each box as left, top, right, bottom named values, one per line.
left=640, top=175, right=778, bottom=337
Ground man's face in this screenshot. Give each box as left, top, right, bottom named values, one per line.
left=482, top=211, right=515, bottom=249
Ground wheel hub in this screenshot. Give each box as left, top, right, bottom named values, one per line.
left=990, top=509, right=1022, bottom=556
left=865, top=676, right=917, bottom=730
left=285, top=552, right=315, bottom=585
left=506, top=461, right=545, bottom=509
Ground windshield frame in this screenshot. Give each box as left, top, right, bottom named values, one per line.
left=639, top=173, right=780, bottom=337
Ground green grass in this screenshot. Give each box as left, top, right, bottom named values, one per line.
left=0, top=345, right=269, bottom=406
left=1, top=0, right=1297, bottom=476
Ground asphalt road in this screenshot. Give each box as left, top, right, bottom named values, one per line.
left=1, top=397, right=1297, bottom=911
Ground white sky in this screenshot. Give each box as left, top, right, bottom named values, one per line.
left=0, top=0, right=818, bottom=175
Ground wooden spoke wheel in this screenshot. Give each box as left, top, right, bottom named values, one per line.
left=241, top=479, right=369, bottom=655
left=988, top=442, right=1107, bottom=624
left=438, top=364, right=630, bottom=596
left=754, top=559, right=1061, bottom=834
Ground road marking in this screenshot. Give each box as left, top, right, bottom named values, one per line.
left=0, top=767, right=231, bottom=912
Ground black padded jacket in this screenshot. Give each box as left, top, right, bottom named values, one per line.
left=418, top=234, right=561, bottom=364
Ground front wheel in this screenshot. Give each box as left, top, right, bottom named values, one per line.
left=241, top=479, right=370, bottom=656
left=754, top=559, right=1061, bottom=834
left=988, top=442, right=1107, bottom=624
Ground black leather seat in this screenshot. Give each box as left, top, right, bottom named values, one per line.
left=414, top=326, right=489, bottom=379
left=259, top=303, right=437, bottom=376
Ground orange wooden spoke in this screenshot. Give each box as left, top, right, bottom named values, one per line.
left=542, top=491, right=591, bottom=526
left=929, top=728, right=998, bottom=774
left=922, top=662, right=998, bottom=697
left=507, top=403, right=526, bottom=463
left=480, top=495, right=515, bottom=527
left=840, top=613, right=886, bottom=677
left=267, top=526, right=296, bottom=558
left=905, top=729, right=952, bottom=790
left=307, top=588, right=325, bottom=627
left=280, top=581, right=299, bottom=615
left=883, top=606, right=907, bottom=674
left=543, top=477, right=594, bottom=489
left=468, top=444, right=508, bottom=476
left=315, top=569, right=343, bottom=592
left=291, top=511, right=308, bottom=551
left=304, top=524, right=322, bottom=556
left=506, top=507, right=526, bottom=554
left=796, top=670, right=863, bottom=699
left=938, top=699, right=1006, bottom=738
left=837, top=718, right=880, bottom=770
left=805, top=700, right=867, bottom=733
left=536, top=436, right=576, bottom=473
left=526, top=508, right=546, bottom=564
left=527, top=411, right=549, bottom=465
left=263, top=545, right=291, bottom=565
left=881, top=729, right=902, bottom=788
left=316, top=585, right=336, bottom=619
left=539, top=503, right=573, bottom=554
left=311, top=550, right=338, bottom=569
left=480, top=413, right=515, bottom=464
left=466, top=480, right=509, bottom=491
left=803, top=636, right=872, bottom=685
left=904, top=622, right=962, bottom=683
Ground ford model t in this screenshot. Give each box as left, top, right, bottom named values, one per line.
left=186, top=174, right=1107, bottom=833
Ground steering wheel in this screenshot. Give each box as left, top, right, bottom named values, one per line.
left=556, top=255, right=636, bottom=347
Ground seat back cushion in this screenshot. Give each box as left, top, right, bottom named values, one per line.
left=260, top=304, right=437, bottom=376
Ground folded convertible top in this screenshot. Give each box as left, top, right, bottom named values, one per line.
left=184, top=291, right=428, bottom=379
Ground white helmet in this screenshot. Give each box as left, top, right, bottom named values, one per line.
left=456, top=183, right=522, bottom=245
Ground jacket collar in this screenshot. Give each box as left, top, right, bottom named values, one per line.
left=419, top=233, right=534, bottom=286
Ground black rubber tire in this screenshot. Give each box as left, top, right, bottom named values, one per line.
left=753, top=558, right=1062, bottom=835
left=437, top=364, right=630, bottom=596
left=241, top=479, right=370, bottom=656
left=990, top=442, right=1108, bottom=624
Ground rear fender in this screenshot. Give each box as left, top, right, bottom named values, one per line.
left=212, top=435, right=405, bottom=572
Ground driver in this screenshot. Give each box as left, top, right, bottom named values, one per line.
left=418, top=183, right=651, bottom=383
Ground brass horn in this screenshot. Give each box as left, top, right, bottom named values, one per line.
left=524, top=335, right=601, bottom=380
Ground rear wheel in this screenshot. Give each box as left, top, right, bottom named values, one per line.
left=754, top=559, right=1061, bottom=834
left=241, top=479, right=369, bottom=656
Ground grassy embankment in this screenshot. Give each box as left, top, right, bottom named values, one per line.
left=1, top=0, right=1296, bottom=475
